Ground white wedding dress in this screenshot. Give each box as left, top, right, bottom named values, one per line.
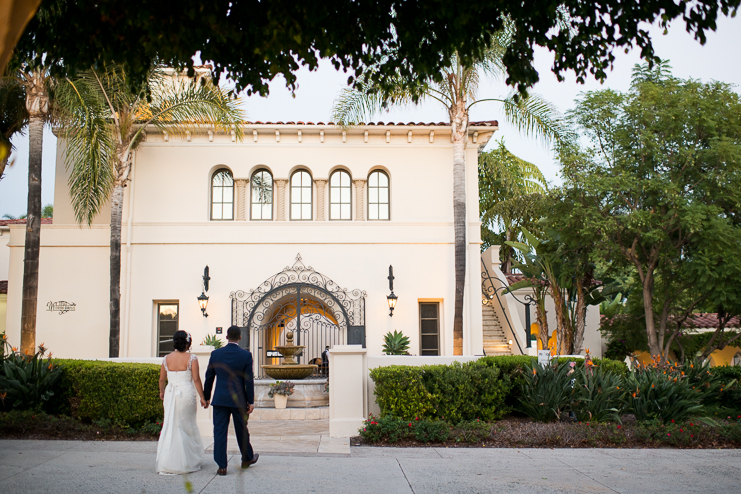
left=155, top=353, right=205, bottom=475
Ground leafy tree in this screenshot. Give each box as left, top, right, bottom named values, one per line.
left=56, top=65, right=244, bottom=357
left=332, top=25, right=569, bottom=355
left=13, top=0, right=740, bottom=97
left=0, top=75, right=28, bottom=178
left=2, top=203, right=51, bottom=220
left=557, top=62, right=741, bottom=361
left=479, top=138, right=548, bottom=272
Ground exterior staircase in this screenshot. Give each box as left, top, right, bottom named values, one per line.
left=482, top=303, right=511, bottom=356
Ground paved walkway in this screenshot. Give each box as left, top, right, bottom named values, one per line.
left=1, top=439, right=740, bottom=493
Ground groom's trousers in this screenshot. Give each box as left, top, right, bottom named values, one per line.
left=212, top=405, right=255, bottom=469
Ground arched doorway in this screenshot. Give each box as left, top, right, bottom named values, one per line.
left=230, top=254, right=366, bottom=378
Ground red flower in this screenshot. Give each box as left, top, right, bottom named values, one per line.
left=667, top=433, right=671, bottom=437
left=691, top=434, right=694, bottom=438
left=671, top=420, right=675, bottom=423
left=690, top=423, right=694, bottom=426
left=408, top=423, right=412, bottom=427
left=680, top=429, right=683, bottom=432
left=617, top=425, right=621, bottom=429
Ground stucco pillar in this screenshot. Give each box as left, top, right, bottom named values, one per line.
left=234, top=179, right=248, bottom=221
left=275, top=179, right=288, bottom=221
left=353, top=179, right=366, bottom=221
left=315, top=179, right=327, bottom=221
left=329, top=345, right=367, bottom=437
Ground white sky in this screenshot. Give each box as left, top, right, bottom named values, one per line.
left=2, top=15, right=740, bottom=217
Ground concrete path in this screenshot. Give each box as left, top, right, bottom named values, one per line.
left=1, top=440, right=740, bottom=493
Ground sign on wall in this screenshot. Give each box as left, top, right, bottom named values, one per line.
left=46, top=301, right=76, bottom=314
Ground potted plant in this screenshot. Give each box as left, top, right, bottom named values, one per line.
left=268, top=381, right=295, bottom=409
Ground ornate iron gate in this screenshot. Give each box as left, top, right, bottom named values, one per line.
left=230, top=254, right=366, bottom=379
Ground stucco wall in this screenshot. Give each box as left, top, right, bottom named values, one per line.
left=6, top=123, right=495, bottom=360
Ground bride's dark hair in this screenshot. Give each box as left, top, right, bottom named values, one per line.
left=172, top=331, right=191, bottom=352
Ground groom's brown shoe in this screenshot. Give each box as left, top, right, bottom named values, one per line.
left=216, top=468, right=227, bottom=476
left=241, top=453, right=259, bottom=468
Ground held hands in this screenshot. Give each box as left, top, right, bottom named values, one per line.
left=200, top=398, right=210, bottom=409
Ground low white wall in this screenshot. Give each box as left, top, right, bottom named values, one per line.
left=366, top=355, right=480, bottom=416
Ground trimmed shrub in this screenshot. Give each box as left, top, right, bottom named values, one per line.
left=370, top=361, right=510, bottom=424
left=713, top=366, right=741, bottom=412
left=48, top=359, right=163, bottom=427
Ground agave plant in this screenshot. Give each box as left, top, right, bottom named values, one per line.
left=0, top=338, right=62, bottom=411
left=382, top=330, right=410, bottom=355
left=517, top=360, right=573, bottom=422
left=202, top=334, right=224, bottom=349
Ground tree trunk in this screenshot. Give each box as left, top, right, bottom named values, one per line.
left=450, top=102, right=468, bottom=356
left=641, top=270, right=661, bottom=357
left=573, top=281, right=587, bottom=354
left=503, top=228, right=512, bottom=274
left=109, top=184, right=125, bottom=357
left=536, top=296, right=549, bottom=350
left=20, top=71, right=48, bottom=355
left=549, top=281, right=572, bottom=355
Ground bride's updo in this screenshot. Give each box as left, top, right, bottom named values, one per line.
left=172, top=331, right=192, bottom=352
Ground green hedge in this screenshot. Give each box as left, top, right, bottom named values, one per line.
left=370, top=361, right=510, bottom=424
left=712, top=365, right=741, bottom=412
left=47, top=359, right=163, bottom=427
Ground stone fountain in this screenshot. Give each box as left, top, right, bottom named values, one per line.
left=261, top=330, right=318, bottom=380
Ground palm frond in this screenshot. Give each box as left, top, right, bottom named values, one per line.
left=501, top=91, right=575, bottom=147
left=331, top=76, right=421, bottom=128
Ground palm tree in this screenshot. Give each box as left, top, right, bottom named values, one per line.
left=332, top=26, right=571, bottom=355
left=57, top=65, right=244, bottom=357
left=479, top=139, right=548, bottom=273
left=2, top=68, right=54, bottom=355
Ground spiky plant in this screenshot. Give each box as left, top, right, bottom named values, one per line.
left=382, top=330, right=411, bottom=355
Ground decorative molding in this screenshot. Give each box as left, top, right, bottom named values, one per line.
left=473, top=131, right=478, bottom=144
left=163, top=131, right=169, bottom=142
left=276, top=130, right=281, bottom=142
left=275, top=179, right=289, bottom=221
left=235, top=179, right=249, bottom=221
left=407, top=130, right=412, bottom=143
left=208, top=130, right=214, bottom=142
left=186, top=131, right=191, bottom=142
left=353, top=179, right=367, bottom=221
left=429, top=131, right=434, bottom=143
left=320, top=130, right=325, bottom=143
left=230, top=129, right=236, bottom=142
left=385, top=130, right=390, bottom=143
left=253, top=130, right=258, bottom=142
left=298, top=130, right=302, bottom=143
left=315, top=179, right=328, bottom=221
left=342, top=131, right=346, bottom=143
left=364, top=130, right=368, bottom=143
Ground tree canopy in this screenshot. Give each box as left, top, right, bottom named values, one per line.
left=14, top=0, right=740, bottom=96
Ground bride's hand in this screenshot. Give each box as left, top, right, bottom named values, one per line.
left=159, top=391, right=165, bottom=401
left=200, top=398, right=209, bottom=409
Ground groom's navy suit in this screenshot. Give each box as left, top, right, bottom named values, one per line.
left=204, top=342, right=255, bottom=469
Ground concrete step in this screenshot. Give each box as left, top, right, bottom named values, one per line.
left=250, top=407, right=329, bottom=421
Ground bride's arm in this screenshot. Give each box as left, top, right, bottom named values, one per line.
left=158, top=361, right=167, bottom=400
left=191, top=358, right=208, bottom=407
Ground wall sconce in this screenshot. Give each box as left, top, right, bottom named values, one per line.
left=387, top=265, right=397, bottom=317
left=198, top=266, right=210, bottom=317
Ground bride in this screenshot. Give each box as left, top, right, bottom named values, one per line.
left=156, top=330, right=208, bottom=475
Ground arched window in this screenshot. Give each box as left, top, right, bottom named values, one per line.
left=250, top=169, right=273, bottom=220
left=368, top=170, right=390, bottom=220
left=211, top=169, right=234, bottom=220
left=329, top=170, right=352, bottom=220
left=290, top=170, right=313, bottom=220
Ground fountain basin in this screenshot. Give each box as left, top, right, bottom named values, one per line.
left=261, top=364, right=318, bottom=380
left=255, top=378, right=328, bottom=408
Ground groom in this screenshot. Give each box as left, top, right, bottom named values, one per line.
left=203, top=325, right=259, bottom=476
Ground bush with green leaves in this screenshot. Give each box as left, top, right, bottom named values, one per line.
left=712, top=365, right=741, bottom=413
left=382, top=330, right=410, bottom=355
left=0, top=338, right=63, bottom=412
left=47, top=359, right=163, bottom=427
left=517, top=360, right=575, bottom=422
left=624, top=367, right=704, bottom=423
left=570, top=366, right=626, bottom=422
left=370, top=361, right=510, bottom=424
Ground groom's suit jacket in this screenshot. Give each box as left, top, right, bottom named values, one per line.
left=204, top=343, right=255, bottom=408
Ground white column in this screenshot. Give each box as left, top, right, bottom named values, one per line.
left=192, top=345, right=215, bottom=437
left=329, top=345, right=367, bottom=438
left=275, top=179, right=288, bottom=221
left=353, top=179, right=366, bottom=221
left=235, top=179, right=248, bottom=221
left=315, top=179, right=327, bottom=221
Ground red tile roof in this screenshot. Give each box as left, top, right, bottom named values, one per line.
left=241, top=120, right=499, bottom=127
left=0, top=218, right=53, bottom=226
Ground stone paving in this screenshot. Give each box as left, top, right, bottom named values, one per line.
left=1, top=439, right=740, bottom=493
